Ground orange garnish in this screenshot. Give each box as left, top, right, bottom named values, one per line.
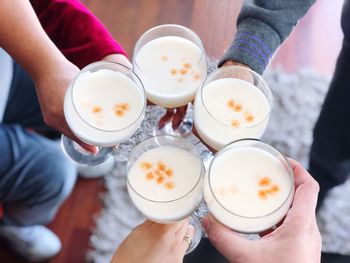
left=157, top=162, right=166, bottom=171
left=165, top=169, right=173, bottom=177
left=177, top=78, right=184, bottom=82
left=258, top=190, right=268, bottom=200
left=156, top=176, right=165, bottom=184
left=113, top=103, right=129, bottom=117
left=146, top=172, right=154, bottom=180
left=170, top=68, right=177, bottom=76
left=115, top=109, right=124, bottom=117
left=231, top=119, right=240, bottom=128
left=258, top=176, right=271, bottom=187
left=140, top=160, right=175, bottom=186
left=233, top=103, right=243, bottom=112
left=114, top=103, right=129, bottom=110
left=227, top=99, right=235, bottom=109
left=140, top=162, right=153, bottom=170
left=179, top=68, right=188, bottom=75
left=92, top=106, right=102, bottom=113
left=183, top=63, right=192, bottom=69
left=244, top=112, right=254, bottom=123
left=265, top=185, right=280, bottom=195
left=257, top=176, right=280, bottom=199
left=119, top=103, right=129, bottom=111
left=271, top=184, right=280, bottom=193
left=164, top=182, right=175, bottom=189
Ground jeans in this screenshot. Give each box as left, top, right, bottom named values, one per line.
left=0, top=62, right=76, bottom=226
left=309, top=39, right=350, bottom=208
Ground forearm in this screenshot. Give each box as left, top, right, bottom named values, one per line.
left=31, top=0, right=127, bottom=68
left=220, top=0, right=316, bottom=74
left=0, top=0, right=68, bottom=82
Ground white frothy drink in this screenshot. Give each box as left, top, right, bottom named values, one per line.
left=128, top=146, right=203, bottom=223
left=194, top=78, right=270, bottom=150
left=204, top=145, right=293, bottom=233
left=134, top=36, right=207, bottom=108
left=64, top=68, right=145, bottom=147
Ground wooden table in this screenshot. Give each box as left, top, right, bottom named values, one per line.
left=82, top=0, right=342, bottom=74
left=82, top=0, right=243, bottom=60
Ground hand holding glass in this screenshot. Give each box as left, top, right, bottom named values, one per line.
left=127, top=135, right=204, bottom=253
left=62, top=61, right=146, bottom=165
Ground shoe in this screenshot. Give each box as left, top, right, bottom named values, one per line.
left=0, top=225, right=61, bottom=262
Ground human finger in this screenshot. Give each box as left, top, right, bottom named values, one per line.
left=202, top=215, right=252, bottom=260
left=158, top=109, right=175, bottom=129
left=172, top=105, right=188, bottom=129
left=179, top=224, right=195, bottom=255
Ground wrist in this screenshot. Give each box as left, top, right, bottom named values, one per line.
left=32, top=52, right=78, bottom=86
left=101, top=53, right=132, bottom=69
left=222, top=60, right=251, bottom=69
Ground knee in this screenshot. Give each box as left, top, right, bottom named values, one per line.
left=36, top=143, right=77, bottom=204
left=1, top=141, right=77, bottom=226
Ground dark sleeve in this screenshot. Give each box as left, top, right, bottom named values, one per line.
left=219, top=0, right=316, bottom=74
left=30, top=0, right=127, bottom=69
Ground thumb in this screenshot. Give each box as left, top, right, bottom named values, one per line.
left=202, top=215, right=252, bottom=261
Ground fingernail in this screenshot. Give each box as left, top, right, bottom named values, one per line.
left=201, top=216, right=210, bottom=231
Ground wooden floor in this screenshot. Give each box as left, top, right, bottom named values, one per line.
left=0, top=0, right=343, bottom=262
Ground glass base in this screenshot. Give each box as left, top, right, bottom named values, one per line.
left=61, top=135, right=113, bottom=165
left=153, top=103, right=194, bottom=138
left=77, top=155, right=116, bottom=178
left=186, top=215, right=202, bottom=254
left=153, top=118, right=193, bottom=137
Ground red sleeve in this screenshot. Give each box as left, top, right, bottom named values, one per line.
left=30, top=0, right=127, bottom=69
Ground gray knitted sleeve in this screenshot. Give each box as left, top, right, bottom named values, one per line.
left=219, top=0, right=316, bottom=74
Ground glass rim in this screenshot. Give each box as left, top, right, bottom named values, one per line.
left=200, top=65, right=273, bottom=129
left=132, top=24, right=206, bottom=79
left=127, top=134, right=204, bottom=203
left=208, top=138, right=294, bottom=219
left=70, top=61, right=147, bottom=133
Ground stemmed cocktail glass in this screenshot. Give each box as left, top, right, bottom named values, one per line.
left=133, top=24, right=207, bottom=137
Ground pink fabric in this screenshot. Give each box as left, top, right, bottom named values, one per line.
left=30, top=0, right=127, bottom=68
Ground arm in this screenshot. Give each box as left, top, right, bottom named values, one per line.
left=112, top=219, right=194, bottom=263
left=30, top=0, right=128, bottom=68
left=0, top=0, right=72, bottom=83
left=220, top=0, right=316, bottom=74
left=0, top=0, right=95, bottom=151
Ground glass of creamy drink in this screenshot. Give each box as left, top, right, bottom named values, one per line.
left=204, top=139, right=294, bottom=233
left=127, top=135, right=204, bottom=253
left=194, top=66, right=272, bottom=151
left=62, top=61, right=146, bottom=165
left=133, top=24, right=207, bottom=136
